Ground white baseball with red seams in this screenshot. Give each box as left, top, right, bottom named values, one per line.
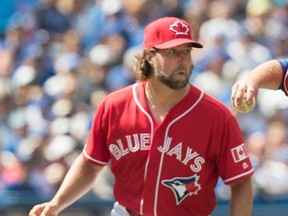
left=232, top=93, right=256, bottom=113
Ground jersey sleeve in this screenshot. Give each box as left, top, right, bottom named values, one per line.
left=278, top=59, right=288, bottom=95
left=217, top=116, right=254, bottom=185
left=83, top=100, right=110, bottom=166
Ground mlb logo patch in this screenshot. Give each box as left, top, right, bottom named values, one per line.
left=231, top=143, right=248, bottom=163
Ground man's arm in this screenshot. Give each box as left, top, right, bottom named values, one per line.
left=231, top=60, right=283, bottom=105
left=230, top=178, right=253, bottom=216
left=29, top=153, right=104, bottom=216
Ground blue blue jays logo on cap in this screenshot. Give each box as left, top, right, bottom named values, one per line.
left=162, top=174, right=201, bottom=205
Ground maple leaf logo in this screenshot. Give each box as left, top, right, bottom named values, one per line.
left=169, top=20, right=189, bottom=35
left=185, top=181, right=200, bottom=193
left=231, top=143, right=248, bottom=163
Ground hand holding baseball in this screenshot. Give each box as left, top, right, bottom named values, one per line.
left=231, top=78, right=258, bottom=113
left=29, top=202, right=60, bottom=216
left=232, top=92, right=256, bottom=113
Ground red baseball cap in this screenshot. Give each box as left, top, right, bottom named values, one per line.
left=144, top=17, right=203, bottom=50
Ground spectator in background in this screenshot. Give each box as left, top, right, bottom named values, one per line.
left=105, top=46, right=141, bottom=91
left=36, top=0, right=71, bottom=35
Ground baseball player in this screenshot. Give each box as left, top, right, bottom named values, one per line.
left=29, top=17, right=254, bottom=216
left=232, top=59, right=288, bottom=106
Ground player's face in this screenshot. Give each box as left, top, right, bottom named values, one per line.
left=152, top=45, right=194, bottom=90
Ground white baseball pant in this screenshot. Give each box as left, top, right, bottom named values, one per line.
left=111, top=202, right=130, bottom=216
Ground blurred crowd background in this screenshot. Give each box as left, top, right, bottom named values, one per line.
left=0, top=0, right=288, bottom=211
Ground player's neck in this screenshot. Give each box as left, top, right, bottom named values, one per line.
left=145, top=80, right=190, bottom=110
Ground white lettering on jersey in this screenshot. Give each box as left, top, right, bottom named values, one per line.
left=190, top=157, right=205, bottom=172
left=167, top=143, right=182, bottom=161
left=109, top=133, right=150, bottom=160
left=109, top=144, right=122, bottom=160
left=182, top=147, right=200, bottom=165
left=158, top=137, right=205, bottom=172
left=116, top=139, right=129, bottom=157
left=126, top=134, right=140, bottom=152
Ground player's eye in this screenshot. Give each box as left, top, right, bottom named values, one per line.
left=168, top=49, right=176, bottom=54
left=184, top=47, right=192, bottom=53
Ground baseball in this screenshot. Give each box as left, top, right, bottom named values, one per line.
left=232, top=94, right=256, bottom=113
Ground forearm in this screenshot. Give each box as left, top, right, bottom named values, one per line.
left=50, top=154, right=103, bottom=211
left=232, top=60, right=284, bottom=103
left=248, top=60, right=283, bottom=90
left=230, top=178, right=253, bottom=216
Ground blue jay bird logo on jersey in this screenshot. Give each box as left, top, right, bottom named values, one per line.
left=162, top=174, right=201, bottom=205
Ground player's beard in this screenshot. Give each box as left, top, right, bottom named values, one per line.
left=154, top=64, right=194, bottom=90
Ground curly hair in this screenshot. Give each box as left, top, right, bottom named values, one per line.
left=134, top=50, right=155, bottom=82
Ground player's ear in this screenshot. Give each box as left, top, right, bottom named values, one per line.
left=145, top=49, right=156, bottom=66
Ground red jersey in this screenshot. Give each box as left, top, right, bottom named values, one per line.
left=83, top=82, right=254, bottom=216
